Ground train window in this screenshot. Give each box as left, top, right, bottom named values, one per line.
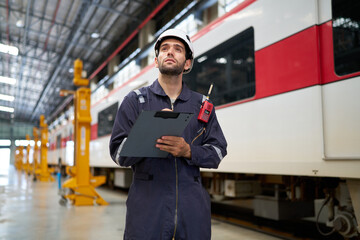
left=332, top=0, right=360, bottom=75
left=56, top=134, right=61, bottom=149
left=97, top=102, right=118, bottom=137
left=184, top=27, right=255, bottom=106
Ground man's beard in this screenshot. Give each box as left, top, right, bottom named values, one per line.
left=159, top=60, right=185, bottom=76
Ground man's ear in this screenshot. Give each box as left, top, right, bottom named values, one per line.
left=155, top=57, right=159, bottom=68
left=184, top=59, right=191, bottom=71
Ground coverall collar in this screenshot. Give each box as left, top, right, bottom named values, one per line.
left=149, top=79, right=192, bottom=102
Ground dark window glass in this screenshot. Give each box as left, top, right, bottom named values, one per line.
left=97, top=102, right=118, bottom=137
left=184, top=27, right=255, bottom=106
left=56, top=134, right=61, bottom=149
left=332, top=0, right=360, bottom=75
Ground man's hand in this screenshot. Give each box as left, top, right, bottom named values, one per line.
left=156, top=136, right=191, bottom=159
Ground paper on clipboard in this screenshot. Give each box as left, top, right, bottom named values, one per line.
left=120, top=111, right=193, bottom=158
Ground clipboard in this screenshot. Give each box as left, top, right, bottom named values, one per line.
left=120, top=111, right=194, bottom=158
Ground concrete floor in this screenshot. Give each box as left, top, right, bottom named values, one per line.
left=0, top=166, right=281, bottom=240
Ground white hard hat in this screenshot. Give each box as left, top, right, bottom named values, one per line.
left=154, top=29, right=194, bottom=74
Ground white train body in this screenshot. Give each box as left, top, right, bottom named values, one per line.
left=69, top=0, right=360, bottom=178
left=48, top=0, right=360, bottom=236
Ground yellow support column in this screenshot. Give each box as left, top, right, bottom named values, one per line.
left=61, top=59, right=108, bottom=206
left=32, top=128, right=40, bottom=177
left=35, top=115, right=55, bottom=182
left=24, top=135, right=31, bottom=175
left=14, top=146, right=24, bottom=171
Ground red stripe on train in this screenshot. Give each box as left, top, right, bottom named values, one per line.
left=255, top=25, right=321, bottom=99
left=91, top=123, right=98, bottom=140
left=90, top=20, right=360, bottom=134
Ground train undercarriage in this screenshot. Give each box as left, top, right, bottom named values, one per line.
left=81, top=167, right=360, bottom=239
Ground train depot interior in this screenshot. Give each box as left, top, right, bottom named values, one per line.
left=1, top=0, right=360, bottom=239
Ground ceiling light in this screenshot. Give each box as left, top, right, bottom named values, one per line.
left=0, top=43, right=19, bottom=56
left=0, top=106, right=14, bottom=113
left=91, top=32, right=100, bottom=39
left=0, top=76, right=16, bottom=85
left=0, top=94, right=15, bottom=102
left=0, top=140, right=11, bottom=147
left=15, top=140, right=30, bottom=147
left=16, top=20, right=24, bottom=28
left=216, top=58, right=227, bottom=64
left=197, top=56, right=208, bottom=63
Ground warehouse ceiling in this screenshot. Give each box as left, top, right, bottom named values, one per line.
left=0, top=0, right=196, bottom=125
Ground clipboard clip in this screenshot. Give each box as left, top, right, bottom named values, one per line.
left=154, top=111, right=180, bottom=119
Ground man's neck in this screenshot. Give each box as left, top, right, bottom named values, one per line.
left=158, top=74, right=183, bottom=99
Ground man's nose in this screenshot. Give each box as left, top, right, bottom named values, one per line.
left=167, top=47, right=175, bottom=56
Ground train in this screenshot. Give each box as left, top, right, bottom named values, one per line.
left=47, top=0, right=360, bottom=238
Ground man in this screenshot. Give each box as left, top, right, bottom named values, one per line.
left=109, top=29, right=227, bottom=240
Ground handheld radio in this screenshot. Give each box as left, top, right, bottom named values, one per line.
left=198, top=83, right=214, bottom=123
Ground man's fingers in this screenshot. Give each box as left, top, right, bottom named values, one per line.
left=157, top=136, right=178, bottom=145
left=155, top=136, right=190, bottom=158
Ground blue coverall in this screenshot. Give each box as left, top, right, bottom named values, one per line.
left=109, top=79, right=227, bottom=240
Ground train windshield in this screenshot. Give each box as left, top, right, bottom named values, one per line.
left=332, top=0, right=360, bottom=76
left=184, top=27, right=255, bottom=106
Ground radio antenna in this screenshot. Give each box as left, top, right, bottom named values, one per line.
left=206, top=83, right=214, bottom=100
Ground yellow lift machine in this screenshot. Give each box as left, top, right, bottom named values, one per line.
left=23, top=134, right=31, bottom=175
left=35, top=115, right=55, bottom=182
left=32, top=127, right=40, bottom=177
left=60, top=59, right=108, bottom=206
left=14, top=146, right=24, bottom=171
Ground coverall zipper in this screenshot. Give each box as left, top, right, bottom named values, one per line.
left=172, top=157, right=179, bottom=240
left=169, top=98, right=179, bottom=240
left=191, top=127, right=206, bottom=145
